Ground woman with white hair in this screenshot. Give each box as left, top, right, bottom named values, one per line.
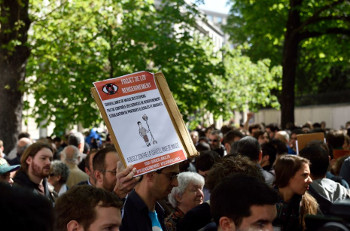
left=165, top=171, right=205, bottom=231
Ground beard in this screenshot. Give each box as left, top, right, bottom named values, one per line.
left=31, top=162, right=50, bottom=179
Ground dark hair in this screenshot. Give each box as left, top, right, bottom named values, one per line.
left=236, top=136, right=260, bottom=161
left=18, top=132, right=31, bottom=139
left=93, top=146, right=116, bottom=172
left=248, top=123, right=262, bottom=134
left=68, top=132, right=84, bottom=147
left=261, top=142, right=277, bottom=171
left=195, top=151, right=220, bottom=172
left=195, top=141, right=211, bottom=152
left=326, top=130, right=345, bottom=149
left=54, top=185, right=122, bottom=231
left=266, top=123, right=280, bottom=132
left=210, top=174, right=278, bottom=226
left=0, top=182, right=54, bottom=231
left=252, top=131, right=264, bottom=140
left=20, top=142, right=53, bottom=172
left=299, top=141, right=329, bottom=178
left=206, top=155, right=264, bottom=192
left=222, top=130, right=244, bottom=145
left=270, top=139, right=288, bottom=155
left=274, top=155, right=310, bottom=188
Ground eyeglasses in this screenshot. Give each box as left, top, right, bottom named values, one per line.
left=156, top=171, right=179, bottom=181
left=208, top=139, right=219, bottom=142
left=49, top=173, right=55, bottom=177
left=103, top=169, right=117, bottom=175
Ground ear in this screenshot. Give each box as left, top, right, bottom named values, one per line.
left=258, top=150, right=263, bottom=162
left=175, top=193, right=182, bottom=203
left=26, top=156, right=33, bottom=166
left=67, top=220, right=83, bottom=231
left=224, top=143, right=231, bottom=154
left=219, top=216, right=235, bottom=231
left=85, top=166, right=90, bottom=175
left=94, top=170, right=103, bottom=184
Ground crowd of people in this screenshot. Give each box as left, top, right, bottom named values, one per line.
left=1, top=118, right=350, bottom=231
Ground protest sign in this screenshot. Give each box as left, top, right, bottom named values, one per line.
left=92, top=71, right=197, bottom=176
left=296, top=132, right=325, bottom=154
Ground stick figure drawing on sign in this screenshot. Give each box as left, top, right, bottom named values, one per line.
left=137, top=114, right=157, bottom=147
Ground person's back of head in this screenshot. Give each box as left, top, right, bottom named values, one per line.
left=270, top=139, right=288, bottom=155
left=210, top=174, right=278, bottom=229
left=54, top=185, right=122, bottom=231
left=223, top=130, right=244, bottom=145
left=261, top=142, right=277, bottom=171
left=0, top=182, right=54, bottom=230
left=206, top=155, right=264, bottom=192
left=93, top=146, right=116, bottom=172
left=195, top=151, right=220, bottom=173
left=237, top=136, right=261, bottom=162
left=327, top=130, right=345, bottom=149
left=299, top=141, right=330, bottom=179
left=61, top=145, right=79, bottom=165
left=68, top=132, right=85, bottom=152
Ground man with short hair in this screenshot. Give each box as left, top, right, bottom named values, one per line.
left=237, top=136, right=275, bottom=185
left=93, top=146, right=139, bottom=199
left=8, top=137, right=32, bottom=165
left=300, top=142, right=350, bottom=214
left=54, top=185, right=123, bottom=231
left=61, top=145, right=88, bottom=188
left=78, top=151, right=97, bottom=186
left=13, top=142, right=56, bottom=203
left=209, top=130, right=225, bottom=157
left=121, top=164, right=180, bottom=231
left=211, top=174, right=278, bottom=231
left=222, top=130, right=243, bottom=154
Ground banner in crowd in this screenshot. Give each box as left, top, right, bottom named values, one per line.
left=92, top=71, right=197, bottom=176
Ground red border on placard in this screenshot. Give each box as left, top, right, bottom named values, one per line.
left=93, top=71, right=157, bottom=101
left=134, top=150, right=187, bottom=176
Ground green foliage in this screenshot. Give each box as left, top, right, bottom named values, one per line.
left=225, top=0, right=350, bottom=97
left=221, top=45, right=281, bottom=117
left=26, top=0, right=224, bottom=135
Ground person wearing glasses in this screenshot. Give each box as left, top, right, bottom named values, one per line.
left=93, top=146, right=139, bottom=199
left=208, top=130, right=225, bottom=157
left=121, top=164, right=180, bottom=231
left=48, top=160, right=69, bottom=196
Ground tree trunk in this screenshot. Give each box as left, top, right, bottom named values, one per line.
left=281, top=0, right=302, bottom=129
left=0, top=0, right=31, bottom=153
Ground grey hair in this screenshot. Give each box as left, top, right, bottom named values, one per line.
left=51, top=160, right=70, bottom=184
left=61, top=145, right=80, bottom=165
left=68, top=132, right=84, bottom=147
left=168, top=172, right=205, bottom=208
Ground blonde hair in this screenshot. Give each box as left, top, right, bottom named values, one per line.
left=300, top=192, right=319, bottom=230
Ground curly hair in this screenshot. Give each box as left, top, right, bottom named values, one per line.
left=50, top=160, right=70, bottom=184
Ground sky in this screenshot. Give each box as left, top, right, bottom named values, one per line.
left=194, top=0, right=231, bottom=14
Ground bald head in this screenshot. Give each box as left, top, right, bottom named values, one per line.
left=17, top=138, right=32, bottom=148
left=61, top=145, right=80, bottom=165
left=17, top=138, right=32, bottom=157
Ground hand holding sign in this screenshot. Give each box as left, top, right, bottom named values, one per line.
left=113, top=161, right=140, bottom=199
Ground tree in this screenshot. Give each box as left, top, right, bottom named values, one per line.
left=0, top=0, right=31, bottom=153
left=220, top=45, right=281, bottom=118
left=225, top=0, right=350, bottom=128
left=26, top=0, right=224, bottom=136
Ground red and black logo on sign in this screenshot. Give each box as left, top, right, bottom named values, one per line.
left=102, top=83, right=118, bottom=95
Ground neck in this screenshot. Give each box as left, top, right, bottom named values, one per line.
left=278, top=187, right=294, bottom=202
left=54, top=184, right=62, bottom=193
left=177, top=205, right=189, bottom=214
left=27, top=170, right=43, bottom=185
left=135, top=182, right=157, bottom=211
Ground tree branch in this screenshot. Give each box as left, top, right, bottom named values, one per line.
left=295, top=0, right=347, bottom=32
left=299, top=27, right=350, bottom=40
